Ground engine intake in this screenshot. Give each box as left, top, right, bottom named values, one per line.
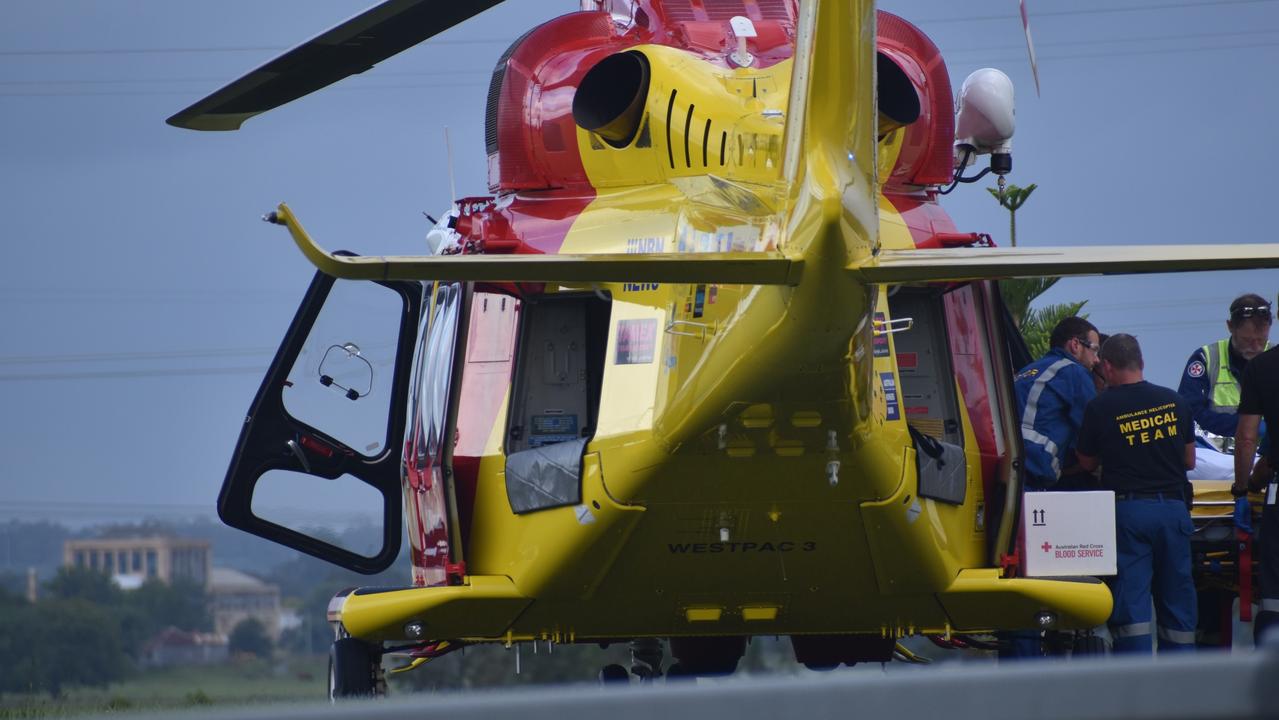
left=877, top=51, right=921, bottom=137
left=572, top=51, right=651, bottom=148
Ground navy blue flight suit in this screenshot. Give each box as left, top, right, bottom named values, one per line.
left=1078, top=381, right=1197, bottom=654
left=1014, top=347, right=1097, bottom=489
left=1003, top=349, right=1096, bottom=657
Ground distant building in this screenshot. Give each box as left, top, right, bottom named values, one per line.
left=208, top=566, right=283, bottom=641
left=62, top=536, right=285, bottom=645
left=63, top=536, right=210, bottom=588
left=141, top=627, right=228, bottom=667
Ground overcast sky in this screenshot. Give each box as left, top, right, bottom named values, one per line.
left=2, top=0, right=1276, bottom=525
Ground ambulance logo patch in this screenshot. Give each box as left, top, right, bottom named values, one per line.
left=1187, top=361, right=1205, bottom=378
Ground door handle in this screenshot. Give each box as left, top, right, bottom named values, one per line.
left=285, top=439, right=312, bottom=473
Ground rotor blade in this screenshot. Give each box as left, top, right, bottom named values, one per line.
left=268, top=204, right=803, bottom=286
left=167, top=0, right=504, bottom=131
left=852, top=244, right=1279, bottom=284
left=1020, top=0, right=1041, bottom=97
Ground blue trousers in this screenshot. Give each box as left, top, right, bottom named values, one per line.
left=1110, top=498, right=1197, bottom=653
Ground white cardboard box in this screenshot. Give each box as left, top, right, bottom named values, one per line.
left=1022, top=490, right=1116, bottom=577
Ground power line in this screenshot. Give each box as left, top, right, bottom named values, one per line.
left=1, top=0, right=1272, bottom=60
left=0, top=81, right=481, bottom=98
left=0, top=366, right=266, bottom=382
left=0, top=38, right=514, bottom=57
left=943, top=39, right=1279, bottom=65
left=940, top=27, right=1279, bottom=55
left=4, top=36, right=1277, bottom=99
left=0, top=70, right=491, bottom=87
left=9, top=34, right=1277, bottom=100
left=912, top=0, right=1279, bottom=24
left=0, top=347, right=273, bottom=366
left=12, top=29, right=1278, bottom=89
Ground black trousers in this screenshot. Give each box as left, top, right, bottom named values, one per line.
left=1257, top=497, right=1279, bottom=644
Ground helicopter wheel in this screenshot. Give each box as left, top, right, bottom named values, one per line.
left=599, top=663, right=630, bottom=684
left=328, top=637, right=384, bottom=700
left=629, top=638, right=665, bottom=682
left=1071, top=632, right=1107, bottom=657
left=668, top=636, right=746, bottom=677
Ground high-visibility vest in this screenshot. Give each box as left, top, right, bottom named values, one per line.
left=1201, top=338, right=1269, bottom=413
left=1204, top=340, right=1239, bottom=413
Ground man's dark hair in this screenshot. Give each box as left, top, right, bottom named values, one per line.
left=1100, top=333, right=1143, bottom=371
left=1049, top=316, right=1099, bottom=350
left=1228, top=293, right=1272, bottom=327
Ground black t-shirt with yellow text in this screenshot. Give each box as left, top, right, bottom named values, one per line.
left=1240, top=345, right=1279, bottom=461
left=1077, top=380, right=1193, bottom=494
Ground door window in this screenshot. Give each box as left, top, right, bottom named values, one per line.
left=281, top=279, right=404, bottom=457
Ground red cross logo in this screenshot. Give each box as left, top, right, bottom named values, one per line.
left=1041, top=542, right=1052, bottom=553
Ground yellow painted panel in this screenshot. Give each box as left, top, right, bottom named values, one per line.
left=741, top=606, right=780, bottom=622
left=685, top=607, right=723, bottom=623
left=595, top=301, right=668, bottom=437
left=790, top=410, right=822, bottom=428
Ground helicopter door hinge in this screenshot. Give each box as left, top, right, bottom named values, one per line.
left=998, top=551, right=1021, bottom=578
left=445, top=561, right=467, bottom=585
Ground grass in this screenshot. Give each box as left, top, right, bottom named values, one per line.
left=0, top=654, right=327, bottom=718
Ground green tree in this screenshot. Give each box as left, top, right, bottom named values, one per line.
left=43, top=565, right=122, bottom=607
left=1021, top=301, right=1089, bottom=358
left=0, top=599, right=130, bottom=697
left=0, top=579, right=26, bottom=608
left=988, top=183, right=1036, bottom=248
left=229, top=618, right=273, bottom=659
left=128, top=577, right=212, bottom=633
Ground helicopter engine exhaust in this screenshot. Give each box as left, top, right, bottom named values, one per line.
left=876, top=51, right=920, bottom=137
left=572, top=51, right=651, bottom=148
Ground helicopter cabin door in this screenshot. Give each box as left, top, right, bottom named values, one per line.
left=220, top=268, right=423, bottom=574
left=888, top=287, right=963, bottom=446
left=402, top=282, right=469, bottom=586
left=887, top=287, right=968, bottom=505
left=504, top=293, right=611, bottom=514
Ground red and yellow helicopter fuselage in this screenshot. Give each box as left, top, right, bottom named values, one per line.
left=318, top=0, right=1108, bottom=663
left=192, top=0, right=1279, bottom=685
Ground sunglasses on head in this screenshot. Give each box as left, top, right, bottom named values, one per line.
left=1231, top=305, right=1272, bottom=322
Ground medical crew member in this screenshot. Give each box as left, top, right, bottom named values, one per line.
left=1233, top=340, right=1279, bottom=643
left=1000, top=318, right=1100, bottom=659
left=1180, top=295, right=1270, bottom=646
left=1014, top=316, right=1101, bottom=489
left=1178, top=294, right=1271, bottom=439
left=1077, top=334, right=1197, bottom=654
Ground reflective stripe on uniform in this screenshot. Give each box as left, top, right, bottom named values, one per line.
left=1260, top=598, right=1279, bottom=613
left=1021, top=357, right=1075, bottom=479
left=1203, top=340, right=1241, bottom=414
left=1022, top=428, right=1061, bottom=478
left=1157, top=626, right=1196, bottom=644
left=1112, top=621, right=1152, bottom=638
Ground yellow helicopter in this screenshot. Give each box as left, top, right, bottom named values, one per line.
left=168, top=0, right=1279, bottom=695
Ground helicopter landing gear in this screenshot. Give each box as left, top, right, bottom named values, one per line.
left=669, top=636, right=746, bottom=676
left=600, top=637, right=747, bottom=684
left=328, top=637, right=385, bottom=700
left=1071, top=631, right=1107, bottom=657
left=629, top=638, right=665, bottom=681
left=597, top=638, right=667, bottom=684
left=598, top=663, right=631, bottom=684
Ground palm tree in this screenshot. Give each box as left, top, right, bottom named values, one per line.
left=988, top=183, right=1037, bottom=248
left=989, top=183, right=1087, bottom=358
